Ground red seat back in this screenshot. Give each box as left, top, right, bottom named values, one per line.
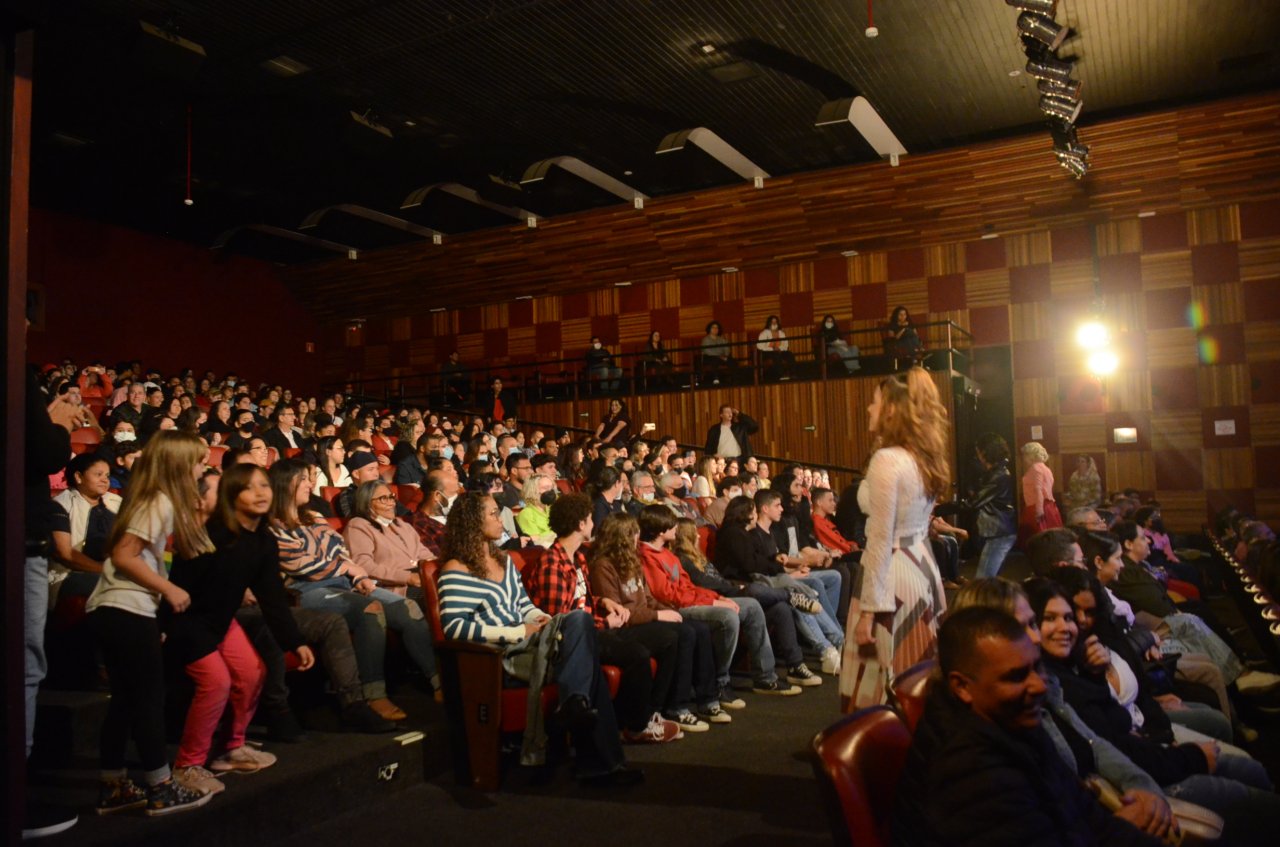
left=70, top=427, right=101, bottom=447
left=811, top=706, right=912, bottom=847
left=889, top=659, right=936, bottom=733
left=325, top=516, right=347, bottom=532
left=394, top=483, right=424, bottom=512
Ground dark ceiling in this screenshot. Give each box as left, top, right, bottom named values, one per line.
left=10, top=0, right=1280, bottom=263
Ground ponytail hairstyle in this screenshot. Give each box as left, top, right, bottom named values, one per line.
left=870, top=367, right=950, bottom=499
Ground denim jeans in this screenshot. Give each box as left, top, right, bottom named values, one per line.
left=589, top=365, right=621, bottom=392
left=680, top=605, right=741, bottom=688
left=551, top=610, right=626, bottom=777
left=732, top=597, right=779, bottom=685
left=976, top=534, right=1017, bottom=579
left=828, top=339, right=861, bottom=373
left=795, top=570, right=845, bottom=652
left=24, top=555, right=48, bottom=758
left=1166, top=701, right=1234, bottom=745
left=1165, top=753, right=1279, bottom=847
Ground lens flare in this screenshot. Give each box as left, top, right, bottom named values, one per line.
left=1087, top=349, right=1119, bottom=376
left=1188, top=302, right=1207, bottom=330
left=1076, top=321, right=1110, bottom=350
left=1198, top=336, right=1219, bottom=364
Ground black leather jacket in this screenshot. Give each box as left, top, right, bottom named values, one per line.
left=972, top=459, right=1016, bottom=539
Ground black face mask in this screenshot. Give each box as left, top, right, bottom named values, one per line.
left=540, top=491, right=558, bottom=507
left=672, top=485, right=688, bottom=500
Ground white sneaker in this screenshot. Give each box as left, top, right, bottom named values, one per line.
left=1236, top=670, right=1280, bottom=696
left=821, top=646, right=842, bottom=675
left=174, top=766, right=225, bottom=795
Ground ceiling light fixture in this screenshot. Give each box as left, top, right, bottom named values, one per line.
left=1038, top=77, right=1082, bottom=98
left=841, top=249, right=859, bottom=257
left=1040, top=92, right=1082, bottom=124
left=721, top=266, right=739, bottom=273
left=699, top=42, right=717, bottom=54
left=350, top=110, right=392, bottom=139
left=1004, top=0, right=1058, bottom=14
left=1017, top=12, right=1069, bottom=51
left=1025, top=55, right=1074, bottom=82
left=260, top=55, right=310, bottom=77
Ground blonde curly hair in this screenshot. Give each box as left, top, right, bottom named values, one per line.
left=1021, top=441, right=1050, bottom=464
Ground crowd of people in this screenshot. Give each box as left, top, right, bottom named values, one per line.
left=25, top=358, right=873, bottom=824
left=24, top=356, right=1280, bottom=842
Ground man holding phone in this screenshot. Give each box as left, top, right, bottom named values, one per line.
left=703, top=405, right=758, bottom=460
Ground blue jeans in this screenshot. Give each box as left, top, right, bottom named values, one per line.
left=551, top=611, right=625, bottom=777
left=1165, top=754, right=1278, bottom=847
left=589, top=366, right=621, bottom=392
left=296, top=577, right=437, bottom=692
left=976, top=535, right=1017, bottom=579
left=795, top=570, right=845, bottom=652
left=680, top=605, right=741, bottom=688
left=732, top=597, right=779, bottom=685
left=25, top=555, right=48, bottom=758
left=1167, top=701, right=1234, bottom=744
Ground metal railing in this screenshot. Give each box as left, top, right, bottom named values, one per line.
left=326, top=320, right=972, bottom=412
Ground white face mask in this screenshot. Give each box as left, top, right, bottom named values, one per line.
left=593, top=342, right=602, bottom=350
left=824, top=321, right=834, bottom=328
left=113, top=431, right=137, bottom=443
left=374, top=515, right=395, bottom=528
left=438, top=446, right=454, bottom=460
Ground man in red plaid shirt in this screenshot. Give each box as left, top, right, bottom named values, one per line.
left=522, top=493, right=681, bottom=743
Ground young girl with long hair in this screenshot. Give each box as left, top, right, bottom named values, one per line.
left=165, top=464, right=314, bottom=794
left=85, top=431, right=216, bottom=816
left=842, top=368, right=950, bottom=712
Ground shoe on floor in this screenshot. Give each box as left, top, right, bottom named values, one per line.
left=342, top=702, right=397, bottom=733
left=145, top=779, right=212, bottom=817
left=579, top=764, right=646, bottom=788
left=550, top=694, right=599, bottom=733
left=718, top=687, right=746, bottom=710
left=1236, top=669, right=1280, bottom=696
left=697, top=703, right=733, bottom=724
left=368, top=697, right=407, bottom=721
left=788, top=591, right=823, bottom=615
left=174, top=766, right=225, bottom=796
left=786, top=663, right=823, bottom=687
left=821, top=646, right=842, bottom=675
left=665, top=710, right=709, bottom=733
left=622, top=713, right=683, bottom=744
left=754, top=678, right=802, bottom=696
left=96, top=777, right=147, bottom=816
left=209, top=744, right=277, bottom=774
left=23, top=802, right=78, bottom=838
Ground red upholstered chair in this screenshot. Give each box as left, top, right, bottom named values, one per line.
left=69, top=428, right=101, bottom=451
left=555, top=478, right=573, bottom=495
left=284, top=447, right=302, bottom=459
left=325, top=516, right=346, bottom=532
left=207, top=445, right=227, bottom=468
left=697, top=525, right=716, bottom=559
left=321, top=486, right=344, bottom=510
left=811, top=706, right=912, bottom=847
left=417, top=558, right=622, bottom=792
left=890, top=659, right=936, bottom=733
left=266, top=447, right=279, bottom=467
left=394, top=483, right=423, bottom=512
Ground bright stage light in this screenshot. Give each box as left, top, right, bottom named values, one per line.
left=1076, top=321, right=1109, bottom=350
left=1087, top=350, right=1119, bottom=376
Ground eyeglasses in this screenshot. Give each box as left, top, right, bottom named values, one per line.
left=373, top=494, right=397, bottom=503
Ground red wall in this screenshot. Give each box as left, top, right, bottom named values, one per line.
left=25, top=208, right=321, bottom=392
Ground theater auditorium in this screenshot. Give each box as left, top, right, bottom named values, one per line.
left=4, top=1, right=1280, bottom=844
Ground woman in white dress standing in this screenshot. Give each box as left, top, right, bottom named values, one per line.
left=841, top=368, right=951, bottom=712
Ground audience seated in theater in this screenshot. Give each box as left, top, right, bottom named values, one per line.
left=641, top=331, right=675, bottom=388
left=223, top=410, right=258, bottom=449
left=515, top=475, right=557, bottom=547
left=756, top=315, right=795, bottom=381
left=109, top=382, right=149, bottom=433
left=892, top=605, right=1166, bottom=847
left=698, top=320, right=733, bottom=385
left=50, top=453, right=120, bottom=605
left=394, top=433, right=434, bottom=489
left=334, top=452, right=397, bottom=520
left=773, top=471, right=852, bottom=623
left=498, top=451, right=532, bottom=511
left=436, top=492, right=643, bottom=786
left=884, top=304, right=923, bottom=362
left=268, top=459, right=434, bottom=721
left=656, top=472, right=698, bottom=522
left=816, top=314, right=860, bottom=374
left=1026, top=578, right=1280, bottom=845
left=261, top=405, right=301, bottom=454
left=585, top=336, right=622, bottom=394
left=48, top=379, right=104, bottom=435
left=106, top=440, right=142, bottom=491
left=315, top=436, right=350, bottom=490
left=410, top=471, right=451, bottom=558
left=77, top=364, right=114, bottom=400
left=466, top=472, right=527, bottom=550
left=699, top=474, right=742, bottom=529
left=689, top=456, right=717, bottom=508
left=591, top=466, right=626, bottom=531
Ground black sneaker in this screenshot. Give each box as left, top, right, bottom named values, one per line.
left=22, top=803, right=78, bottom=839
left=97, top=777, right=147, bottom=815
left=752, top=678, right=802, bottom=696
left=341, top=702, right=397, bottom=734
left=549, top=694, right=598, bottom=733
left=786, top=664, right=823, bottom=687
left=145, top=779, right=212, bottom=817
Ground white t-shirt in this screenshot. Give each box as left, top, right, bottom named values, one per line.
left=692, top=477, right=713, bottom=498
left=85, top=492, right=174, bottom=618
left=717, top=423, right=741, bottom=458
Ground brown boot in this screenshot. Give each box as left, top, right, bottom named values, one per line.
left=368, top=698, right=407, bottom=721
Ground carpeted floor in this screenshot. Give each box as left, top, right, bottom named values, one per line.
left=279, top=674, right=843, bottom=847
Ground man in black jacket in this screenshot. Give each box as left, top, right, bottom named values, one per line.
left=703, top=405, right=758, bottom=460
left=893, top=607, right=1162, bottom=847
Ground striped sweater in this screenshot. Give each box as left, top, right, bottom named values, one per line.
left=271, top=522, right=350, bottom=583
left=438, top=556, right=544, bottom=645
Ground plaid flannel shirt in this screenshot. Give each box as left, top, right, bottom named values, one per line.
left=521, top=540, right=601, bottom=627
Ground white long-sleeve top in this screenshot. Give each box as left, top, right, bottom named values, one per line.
left=857, top=446, right=935, bottom=613
left=756, top=328, right=789, bottom=352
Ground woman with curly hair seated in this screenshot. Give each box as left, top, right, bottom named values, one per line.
left=436, top=492, right=642, bottom=785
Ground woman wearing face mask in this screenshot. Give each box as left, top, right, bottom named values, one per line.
left=756, top=315, right=795, bottom=382
left=817, top=314, right=860, bottom=375
left=515, top=475, right=558, bottom=547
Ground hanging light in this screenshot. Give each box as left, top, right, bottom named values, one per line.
left=1026, top=55, right=1075, bottom=82
left=1087, top=349, right=1118, bottom=375
left=1017, top=11, right=1069, bottom=51
left=1004, top=0, right=1057, bottom=13
left=1076, top=321, right=1109, bottom=350
left=1040, top=92, right=1083, bottom=124
left=1059, top=156, right=1088, bottom=179
left=1038, top=77, right=1082, bottom=98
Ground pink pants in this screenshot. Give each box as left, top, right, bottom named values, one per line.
left=175, top=620, right=265, bottom=768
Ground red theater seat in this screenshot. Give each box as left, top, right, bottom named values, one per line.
left=811, top=706, right=912, bottom=847
left=889, top=659, right=935, bottom=733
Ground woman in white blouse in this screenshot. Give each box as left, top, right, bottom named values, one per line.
left=841, top=368, right=950, bottom=712
left=756, top=315, right=795, bottom=381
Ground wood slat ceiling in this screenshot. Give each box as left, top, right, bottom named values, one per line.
left=21, top=0, right=1279, bottom=259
